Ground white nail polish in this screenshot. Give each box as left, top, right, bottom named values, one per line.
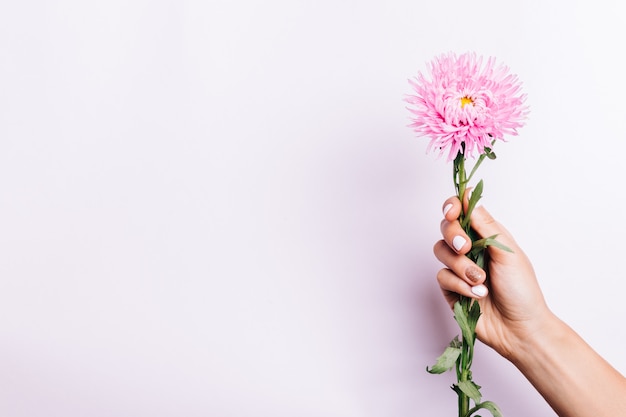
left=443, top=203, right=453, bottom=216
left=452, top=235, right=466, bottom=251
left=471, top=285, right=488, bottom=297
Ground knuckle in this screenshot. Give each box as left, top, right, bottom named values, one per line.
left=436, top=268, right=448, bottom=284
left=433, top=239, right=446, bottom=254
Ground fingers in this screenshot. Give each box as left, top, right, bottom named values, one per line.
left=434, top=240, right=488, bottom=300
left=436, top=268, right=489, bottom=308
left=440, top=197, right=470, bottom=255
left=435, top=194, right=494, bottom=305
left=441, top=194, right=518, bottom=256
left=441, top=197, right=462, bottom=222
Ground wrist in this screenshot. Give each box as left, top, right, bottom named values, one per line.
left=499, top=309, right=563, bottom=365
left=505, top=311, right=566, bottom=368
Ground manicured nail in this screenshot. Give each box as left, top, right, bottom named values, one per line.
left=443, top=203, right=453, bottom=216
left=452, top=235, right=466, bottom=252
left=471, top=284, right=488, bottom=297
left=465, top=266, right=482, bottom=283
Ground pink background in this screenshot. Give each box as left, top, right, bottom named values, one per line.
left=1, top=1, right=624, bottom=416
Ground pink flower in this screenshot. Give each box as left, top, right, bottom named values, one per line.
left=406, top=52, right=528, bottom=161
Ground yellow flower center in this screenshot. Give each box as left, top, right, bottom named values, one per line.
left=460, top=97, right=474, bottom=108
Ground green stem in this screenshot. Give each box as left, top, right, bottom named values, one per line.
left=450, top=146, right=503, bottom=417
left=455, top=154, right=468, bottom=233
left=458, top=297, right=472, bottom=417
left=464, top=404, right=481, bottom=417
left=466, top=140, right=496, bottom=184
left=466, top=153, right=486, bottom=185
left=454, top=154, right=471, bottom=417
left=464, top=401, right=499, bottom=417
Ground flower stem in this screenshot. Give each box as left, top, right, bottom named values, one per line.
left=453, top=154, right=472, bottom=417
left=466, top=140, right=496, bottom=185
left=447, top=147, right=503, bottom=416
left=454, top=152, right=471, bottom=235
left=466, top=154, right=485, bottom=186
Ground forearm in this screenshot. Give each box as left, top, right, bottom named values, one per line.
left=510, top=314, right=626, bottom=417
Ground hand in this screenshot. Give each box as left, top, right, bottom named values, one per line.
left=435, top=195, right=626, bottom=417
left=433, top=195, right=555, bottom=359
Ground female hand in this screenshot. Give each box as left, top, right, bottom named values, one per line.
left=435, top=196, right=626, bottom=417
left=433, top=196, right=555, bottom=359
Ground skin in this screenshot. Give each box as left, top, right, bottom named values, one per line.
left=434, top=195, right=626, bottom=417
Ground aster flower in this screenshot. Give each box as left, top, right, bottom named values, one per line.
left=408, top=52, right=529, bottom=417
left=406, top=52, right=528, bottom=161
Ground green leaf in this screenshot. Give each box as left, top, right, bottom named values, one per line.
left=484, top=237, right=513, bottom=253
left=426, top=345, right=462, bottom=374
left=484, top=147, right=497, bottom=160
left=468, top=299, right=481, bottom=330
left=449, top=335, right=462, bottom=348
left=453, top=301, right=475, bottom=344
left=473, top=249, right=485, bottom=270
left=462, top=180, right=483, bottom=230
left=470, top=234, right=513, bottom=258
left=473, top=401, right=503, bottom=417
left=458, top=380, right=482, bottom=403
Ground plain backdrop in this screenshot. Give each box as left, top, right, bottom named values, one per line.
left=1, top=1, right=625, bottom=416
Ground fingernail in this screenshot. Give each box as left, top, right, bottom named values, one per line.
left=443, top=203, right=453, bottom=216
left=465, top=266, right=483, bottom=283
left=452, top=236, right=466, bottom=252
left=471, top=284, right=488, bottom=297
